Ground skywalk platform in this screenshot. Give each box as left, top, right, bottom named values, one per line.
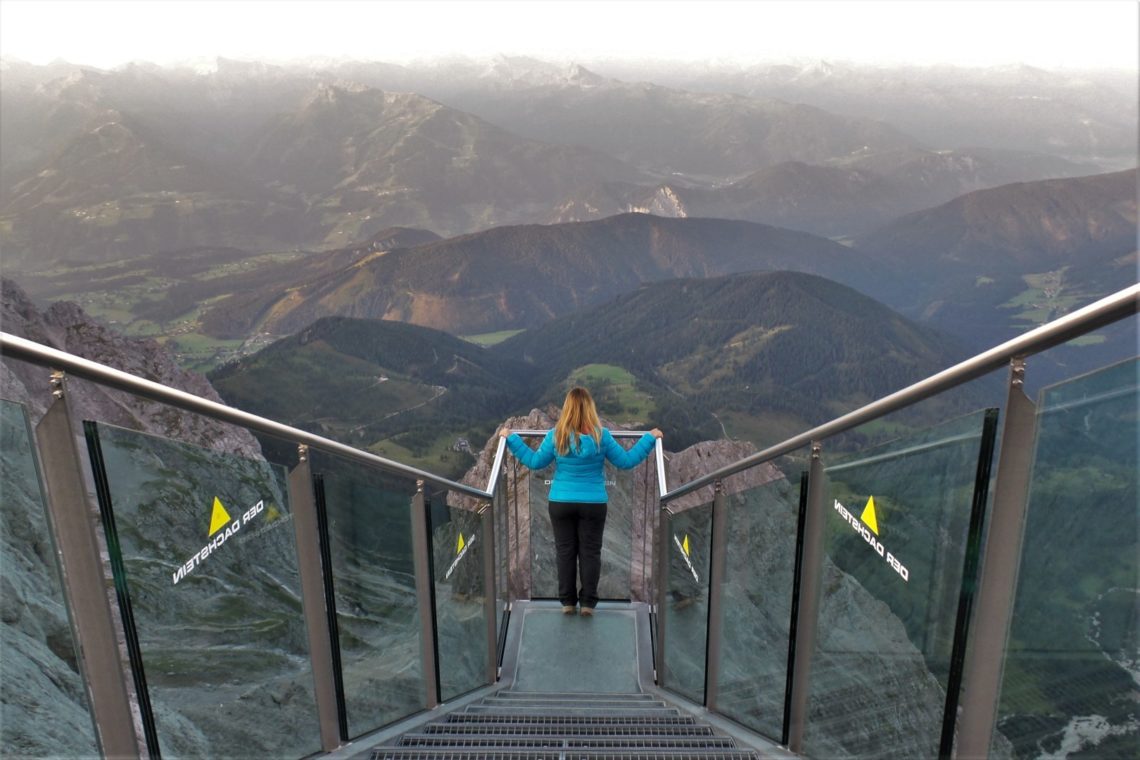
left=326, top=601, right=791, bottom=759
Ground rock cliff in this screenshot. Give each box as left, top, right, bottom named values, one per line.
left=1, top=278, right=260, bottom=457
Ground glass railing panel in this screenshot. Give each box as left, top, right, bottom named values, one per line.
left=523, top=433, right=658, bottom=601
left=715, top=451, right=809, bottom=742
left=429, top=487, right=490, bottom=701
left=1, top=399, right=100, bottom=757
left=804, top=409, right=998, bottom=759
left=311, top=451, right=424, bottom=739
left=993, top=357, right=1138, bottom=758
left=662, top=501, right=713, bottom=703
left=84, top=421, right=319, bottom=758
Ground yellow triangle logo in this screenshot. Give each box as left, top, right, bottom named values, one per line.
left=860, top=496, right=880, bottom=535
left=456, top=534, right=466, bottom=554
left=682, top=534, right=691, bottom=556
left=208, top=497, right=232, bottom=537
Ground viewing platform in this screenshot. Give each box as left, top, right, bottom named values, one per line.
left=0, top=284, right=1136, bottom=759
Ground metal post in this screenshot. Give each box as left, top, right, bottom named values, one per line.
left=34, top=373, right=142, bottom=758
left=287, top=445, right=342, bottom=749
left=787, top=442, right=827, bottom=753
left=480, top=502, right=498, bottom=683
left=655, top=507, right=672, bottom=686
left=411, top=481, right=440, bottom=708
left=704, top=480, right=728, bottom=711
left=955, top=359, right=1038, bottom=758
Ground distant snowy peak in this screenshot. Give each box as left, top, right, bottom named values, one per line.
left=799, top=59, right=838, bottom=79
left=565, top=63, right=607, bottom=87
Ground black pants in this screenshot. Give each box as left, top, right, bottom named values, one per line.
left=548, top=501, right=608, bottom=609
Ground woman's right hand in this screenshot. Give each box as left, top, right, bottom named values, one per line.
left=650, top=428, right=663, bottom=439
left=498, top=427, right=511, bottom=439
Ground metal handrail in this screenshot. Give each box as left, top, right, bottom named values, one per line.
left=661, top=282, right=1139, bottom=503
left=0, top=332, right=492, bottom=500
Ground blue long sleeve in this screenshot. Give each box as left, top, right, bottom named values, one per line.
left=601, top=430, right=657, bottom=469
left=504, top=428, right=657, bottom=503
left=506, top=430, right=556, bottom=470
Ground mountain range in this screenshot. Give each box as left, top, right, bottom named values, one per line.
left=195, top=212, right=885, bottom=339
left=206, top=270, right=974, bottom=467
left=2, top=58, right=1130, bottom=268
left=853, top=168, right=1138, bottom=357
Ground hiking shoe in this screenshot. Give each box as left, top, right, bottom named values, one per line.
left=580, top=607, right=594, bottom=617
left=562, top=605, right=576, bottom=614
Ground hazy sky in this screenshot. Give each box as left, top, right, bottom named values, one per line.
left=1, top=0, right=1137, bottom=71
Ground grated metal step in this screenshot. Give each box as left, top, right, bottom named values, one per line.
left=398, top=734, right=739, bottom=749
left=373, top=750, right=761, bottom=759
left=420, top=723, right=716, bottom=738
left=463, top=705, right=681, bottom=718
left=476, top=697, right=671, bottom=710
left=492, top=692, right=659, bottom=701
left=444, top=714, right=698, bottom=726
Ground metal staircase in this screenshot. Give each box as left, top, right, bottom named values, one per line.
left=365, top=602, right=773, bottom=759
left=372, top=691, right=764, bottom=758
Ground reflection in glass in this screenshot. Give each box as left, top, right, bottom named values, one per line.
left=312, top=452, right=424, bottom=739
left=995, top=358, right=1138, bottom=758
left=429, top=489, right=489, bottom=700
left=716, top=466, right=804, bottom=742
left=663, top=503, right=712, bottom=703
left=805, top=410, right=997, bottom=759
left=1, top=400, right=99, bottom=757
left=86, top=422, right=319, bottom=757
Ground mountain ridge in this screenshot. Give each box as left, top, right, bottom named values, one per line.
left=197, top=213, right=887, bottom=339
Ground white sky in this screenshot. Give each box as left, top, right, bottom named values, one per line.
left=1, top=0, right=1136, bottom=71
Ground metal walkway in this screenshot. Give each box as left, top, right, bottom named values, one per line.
left=332, top=602, right=790, bottom=759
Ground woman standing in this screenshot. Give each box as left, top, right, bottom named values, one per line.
left=499, top=387, right=662, bottom=616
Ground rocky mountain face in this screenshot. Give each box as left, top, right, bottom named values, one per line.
left=1, top=398, right=101, bottom=756
left=1, top=278, right=270, bottom=756
left=1, top=278, right=260, bottom=456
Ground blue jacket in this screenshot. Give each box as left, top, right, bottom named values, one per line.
left=505, top=428, right=657, bottom=503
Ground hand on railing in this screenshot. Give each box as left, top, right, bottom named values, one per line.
left=650, top=428, right=664, bottom=439
left=498, top=427, right=511, bottom=439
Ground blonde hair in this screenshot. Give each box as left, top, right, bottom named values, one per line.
left=554, top=387, right=602, bottom=455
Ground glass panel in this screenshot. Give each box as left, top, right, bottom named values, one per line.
left=805, top=409, right=997, bottom=759
left=429, top=488, right=489, bottom=700
left=1, top=400, right=100, bottom=757
left=525, top=433, right=657, bottom=601
left=994, top=358, right=1139, bottom=758
left=312, top=451, right=424, bottom=739
left=716, top=456, right=807, bottom=742
left=662, top=502, right=712, bottom=703
left=86, top=422, right=319, bottom=758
